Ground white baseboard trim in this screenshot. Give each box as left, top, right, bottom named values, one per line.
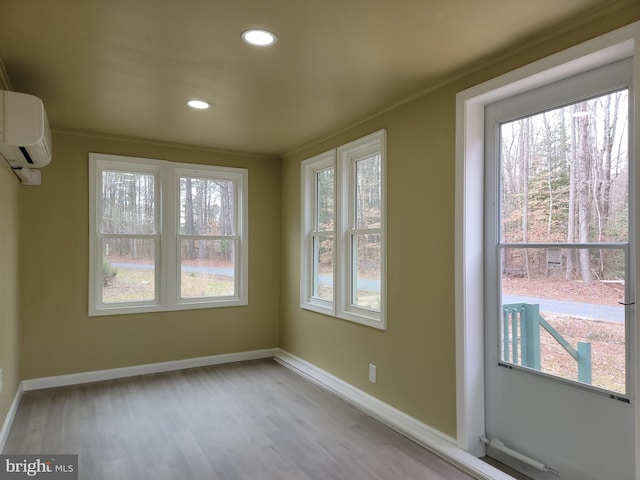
left=274, top=349, right=515, bottom=480
left=22, top=348, right=277, bottom=392
left=0, top=383, right=24, bottom=453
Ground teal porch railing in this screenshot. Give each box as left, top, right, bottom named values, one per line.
left=501, top=303, right=592, bottom=384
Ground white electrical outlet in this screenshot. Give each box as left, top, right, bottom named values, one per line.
left=368, top=364, right=377, bottom=384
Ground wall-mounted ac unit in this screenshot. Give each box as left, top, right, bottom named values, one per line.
left=0, top=90, right=52, bottom=185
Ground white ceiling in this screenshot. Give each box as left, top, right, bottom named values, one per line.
left=0, top=0, right=604, bottom=156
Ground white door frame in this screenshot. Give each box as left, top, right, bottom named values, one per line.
left=455, top=20, right=640, bottom=474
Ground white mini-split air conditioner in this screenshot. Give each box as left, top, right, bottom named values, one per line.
left=0, top=90, right=52, bottom=185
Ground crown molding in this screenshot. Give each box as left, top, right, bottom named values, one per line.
left=283, top=0, right=639, bottom=159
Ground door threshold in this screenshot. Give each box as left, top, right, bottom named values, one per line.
left=481, top=457, right=533, bottom=480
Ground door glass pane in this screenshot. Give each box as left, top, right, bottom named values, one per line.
left=316, top=168, right=334, bottom=232
left=499, top=90, right=629, bottom=244
left=101, top=171, right=156, bottom=234
left=179, top=177, right=235, bottom=235
left=497, top=89, right=629, bottom=396
left=102, top=238, right=155, bottom=303
left=500, top=246, right=626, bottom=395
left=355, top=154, right=381, bottom=229
left=313, top=235, right=333, bottom=301
left=352, top=233, right=381, bottom=311
left=180, top=239, right=235, bottom=298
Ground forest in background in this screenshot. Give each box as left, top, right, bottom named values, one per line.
left=500, top=89, right=629, bottom=285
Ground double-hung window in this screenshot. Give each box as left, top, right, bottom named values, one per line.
left=301, top=130, right=386, bottom=329
left=89, top=153, right=248, bottom=316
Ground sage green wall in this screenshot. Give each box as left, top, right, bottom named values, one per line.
left=279, top=5, right=640, bottom=438
left=7, top=0, right=639, bottom=442
left=0, top=162, right=20, bottom=428
left=19, top=132, right=281, bottom=379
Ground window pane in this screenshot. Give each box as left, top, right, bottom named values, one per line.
left=102, top=238, right=155, bottom=303
left=101, top=171, right=156, bottom=234
left=352, top=233, right=381, bottom=311
left=180, top=239, right=235, bottom=298
left=356, top=154, right=381, bottom=230
left=313, top=235, right=333, bottom=301
left=501, top=246, right=626, bottom=394
left=316, top=168, right=334, bottom=232
left=179, top=177, right=235, bottom=236
left=500, top=90, right=629, bottom=243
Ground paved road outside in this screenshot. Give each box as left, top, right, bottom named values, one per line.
left=113, top=263, right=624, bottom=323
left=112, top=262, right=234, bottom=278
left=503, top=294, right=624, bottom=323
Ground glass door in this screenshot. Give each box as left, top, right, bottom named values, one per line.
left=484, top=59, right=635, bottom=480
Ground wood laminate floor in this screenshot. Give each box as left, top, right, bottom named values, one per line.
left=3, top=359, right=478, bottom=480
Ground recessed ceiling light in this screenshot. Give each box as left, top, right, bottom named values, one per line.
left=241, top=29, right=277, bottom=46
left=186, top=99, right=211, bottom=110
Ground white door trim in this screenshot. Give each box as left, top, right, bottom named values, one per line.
left=455, top=20, right=639, bottom=470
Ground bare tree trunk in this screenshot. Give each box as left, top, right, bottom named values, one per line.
left=566, top=109, right=577, bottom=280
left=576, top=102, right=592, bottom=285
left=219, top=181, right=233, bottom=262
left=542, top=113, right=555, bottom=236
left=196, top=180, right=206, bottom=260
left=600, top=93, right=619, bottom=233
left=184, top=178, right=196, bottom=259
left=519, top=117, right=531, bottom=280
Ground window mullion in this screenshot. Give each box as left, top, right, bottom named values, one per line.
left=336, top=143, right=350, bottom=319
left=163, top=163, right=175, bottom=308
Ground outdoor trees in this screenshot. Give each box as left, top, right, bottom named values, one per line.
left=497, top=88, right=629, bottom=394
left=93, top=154, right=248, bottom=309
left=101, top=171, right=155, bottom=260
left=500, top=89, right=629, bottom=284
left=313, top=154, right=382, bottom=289
left=305, top=146, right=384, bottom=313
left=179, top=177, right=235, bottom=264
left=101, top=173, right=235, bottom=264
left=355, top=154, right=382, bottom=277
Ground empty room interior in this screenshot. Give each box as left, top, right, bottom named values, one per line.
left=1, top=1, right=640, bottom=479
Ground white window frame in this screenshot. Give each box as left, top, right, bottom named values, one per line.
left=301, top=129, right=387, bottom=329
left=455, top=23, right=639, bottom=464
left=89, top=153, right=248, bottom=316
left=300, top=150, right=336, bottom=316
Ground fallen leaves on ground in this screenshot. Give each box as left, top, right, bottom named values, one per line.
left=503, top=278, right=626, bottom=394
